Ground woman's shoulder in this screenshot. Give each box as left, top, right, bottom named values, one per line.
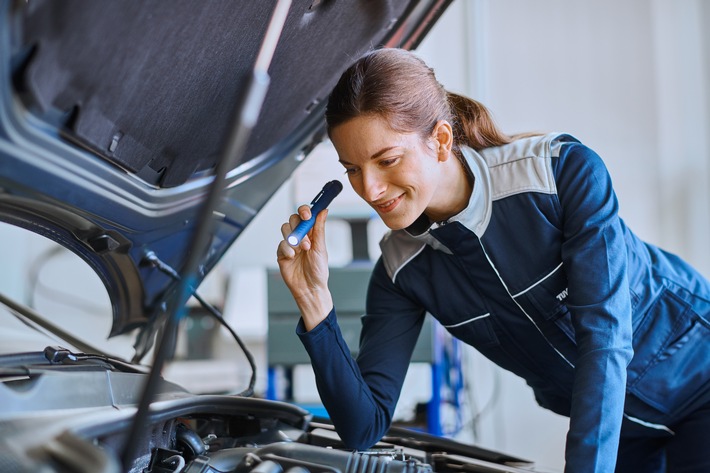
left=476, top=132, right=580, bottom=163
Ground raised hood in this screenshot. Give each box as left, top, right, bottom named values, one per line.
left=0, top=0, right=451, bottom=336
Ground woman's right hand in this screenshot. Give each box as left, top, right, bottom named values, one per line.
left=277, top=205, right=334, bottom=331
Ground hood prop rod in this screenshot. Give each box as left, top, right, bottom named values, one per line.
left=121, top=0, right=292, bottom=469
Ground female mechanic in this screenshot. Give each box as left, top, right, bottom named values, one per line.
left=276, top=48, right=710, bottom=473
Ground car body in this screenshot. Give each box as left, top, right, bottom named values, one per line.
left=0, top=1, right=539, bottom=472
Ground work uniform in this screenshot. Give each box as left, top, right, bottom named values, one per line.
left=297, top=133, right=710, bottom=473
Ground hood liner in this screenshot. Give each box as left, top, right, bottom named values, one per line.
left=1, top=0, right=452, bottom=336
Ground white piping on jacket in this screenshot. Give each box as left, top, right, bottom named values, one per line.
left=624, top=413, right=675, bottom=435
left=443, top=313, right=491, bottom=329
left=391, top=244, right=427, bottom=284
left=478, top=240, right=575, bottom=368
left=511, top=262, right=564, bottom=298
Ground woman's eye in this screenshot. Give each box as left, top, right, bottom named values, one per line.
left=344, top=168, right=358, bottom=175
left=380, top=157, right=399, bottom=167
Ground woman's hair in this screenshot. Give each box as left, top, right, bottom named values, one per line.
left=325, top=48, right=513, bottom=153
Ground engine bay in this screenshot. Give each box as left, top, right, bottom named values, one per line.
left=0, top=276, right=536, bottom=473
left=114, top=397, right=535, bottom=473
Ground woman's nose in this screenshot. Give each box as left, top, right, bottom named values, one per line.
left=361, top=168, right=386, bottom=202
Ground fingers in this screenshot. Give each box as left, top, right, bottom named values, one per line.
left=297, top=204, right=312, bottom=221
left=279, top=209, right=313, bottom=254
left=276, top=238, right=296, bottom=260
left=280, top=221, right=293, bottom=240
left=282, top=204, right=313, bottom=237
left=278, top=204, right=327, bottom=260
left=279, top=223, right=310, bottom=255
left=280, top=205, right=317, bottom=247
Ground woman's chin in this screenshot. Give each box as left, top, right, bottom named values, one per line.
left=384, top=222, right=406, bottom=231
left=380, top=214, right=416, bottom=231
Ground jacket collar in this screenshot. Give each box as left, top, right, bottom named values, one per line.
left=402, top=144, right=492, bottom=252
left=402, top=132, right=572, bottom=248
left=449, top=145, right=493, bottom=237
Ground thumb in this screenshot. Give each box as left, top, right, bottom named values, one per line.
left=310, top=208, right=329, bottom=250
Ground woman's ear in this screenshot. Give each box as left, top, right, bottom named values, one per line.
left=432, top=120, right=454, bottom=162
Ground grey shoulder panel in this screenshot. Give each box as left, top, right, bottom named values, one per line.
left=478, top=132, right=569, bottom=201
left=379, top=230, right=427, bottom=283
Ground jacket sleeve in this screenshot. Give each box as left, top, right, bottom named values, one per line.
left=553, top=142, right=635, bottom=473
left=297, top=258, right=425, bottom=449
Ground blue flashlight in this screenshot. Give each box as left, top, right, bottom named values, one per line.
left=287, top=180, right=343, bottom=246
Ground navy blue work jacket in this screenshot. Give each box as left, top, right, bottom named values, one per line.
left=298, top=134, right=710, bottom=473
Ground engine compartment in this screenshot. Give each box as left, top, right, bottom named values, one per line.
left=132, top=408, right=534, bottom=473
left=115, top=397, right=535, bottom=473
left=0, top=388, right=534, bottom=473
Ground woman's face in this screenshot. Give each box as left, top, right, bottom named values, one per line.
left=330, top=114, right=450, bottom=230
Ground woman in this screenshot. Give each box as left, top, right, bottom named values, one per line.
left=276, top=48, right=710, bottom=473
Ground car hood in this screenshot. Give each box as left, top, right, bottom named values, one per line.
left=0, top=0, right=451, bottom=337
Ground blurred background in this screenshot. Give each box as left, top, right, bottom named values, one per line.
left=1, top=1, right=708, bottom=471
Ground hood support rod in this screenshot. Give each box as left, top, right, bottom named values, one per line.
left=120, top=0, right=292, bottom=469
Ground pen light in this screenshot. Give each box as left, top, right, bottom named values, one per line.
left=287, top=180, right=343, bottom=246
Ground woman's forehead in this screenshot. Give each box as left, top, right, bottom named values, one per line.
left=331, top=116, right=420, bottom=160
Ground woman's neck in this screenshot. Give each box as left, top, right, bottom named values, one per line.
left=425, top=153, right=474, bottom=224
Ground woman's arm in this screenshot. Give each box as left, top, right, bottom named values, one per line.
left=554, top=142, right=635, bottom=473
left=297, top=263, right=425, bottom=449
left=278, top=205, right=425, bottom=449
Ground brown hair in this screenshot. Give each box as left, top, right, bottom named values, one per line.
left=325, top=48, right=513, bottom=154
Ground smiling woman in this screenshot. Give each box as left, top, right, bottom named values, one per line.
left=331, top=114, right=471, bottom=229
left=275, top=47, right=710, bottom=473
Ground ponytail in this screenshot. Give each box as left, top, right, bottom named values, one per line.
left=446, top=92, right=512, bottom=151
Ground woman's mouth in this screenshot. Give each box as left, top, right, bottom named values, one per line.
left=374, top=194, right=403, bottom=214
